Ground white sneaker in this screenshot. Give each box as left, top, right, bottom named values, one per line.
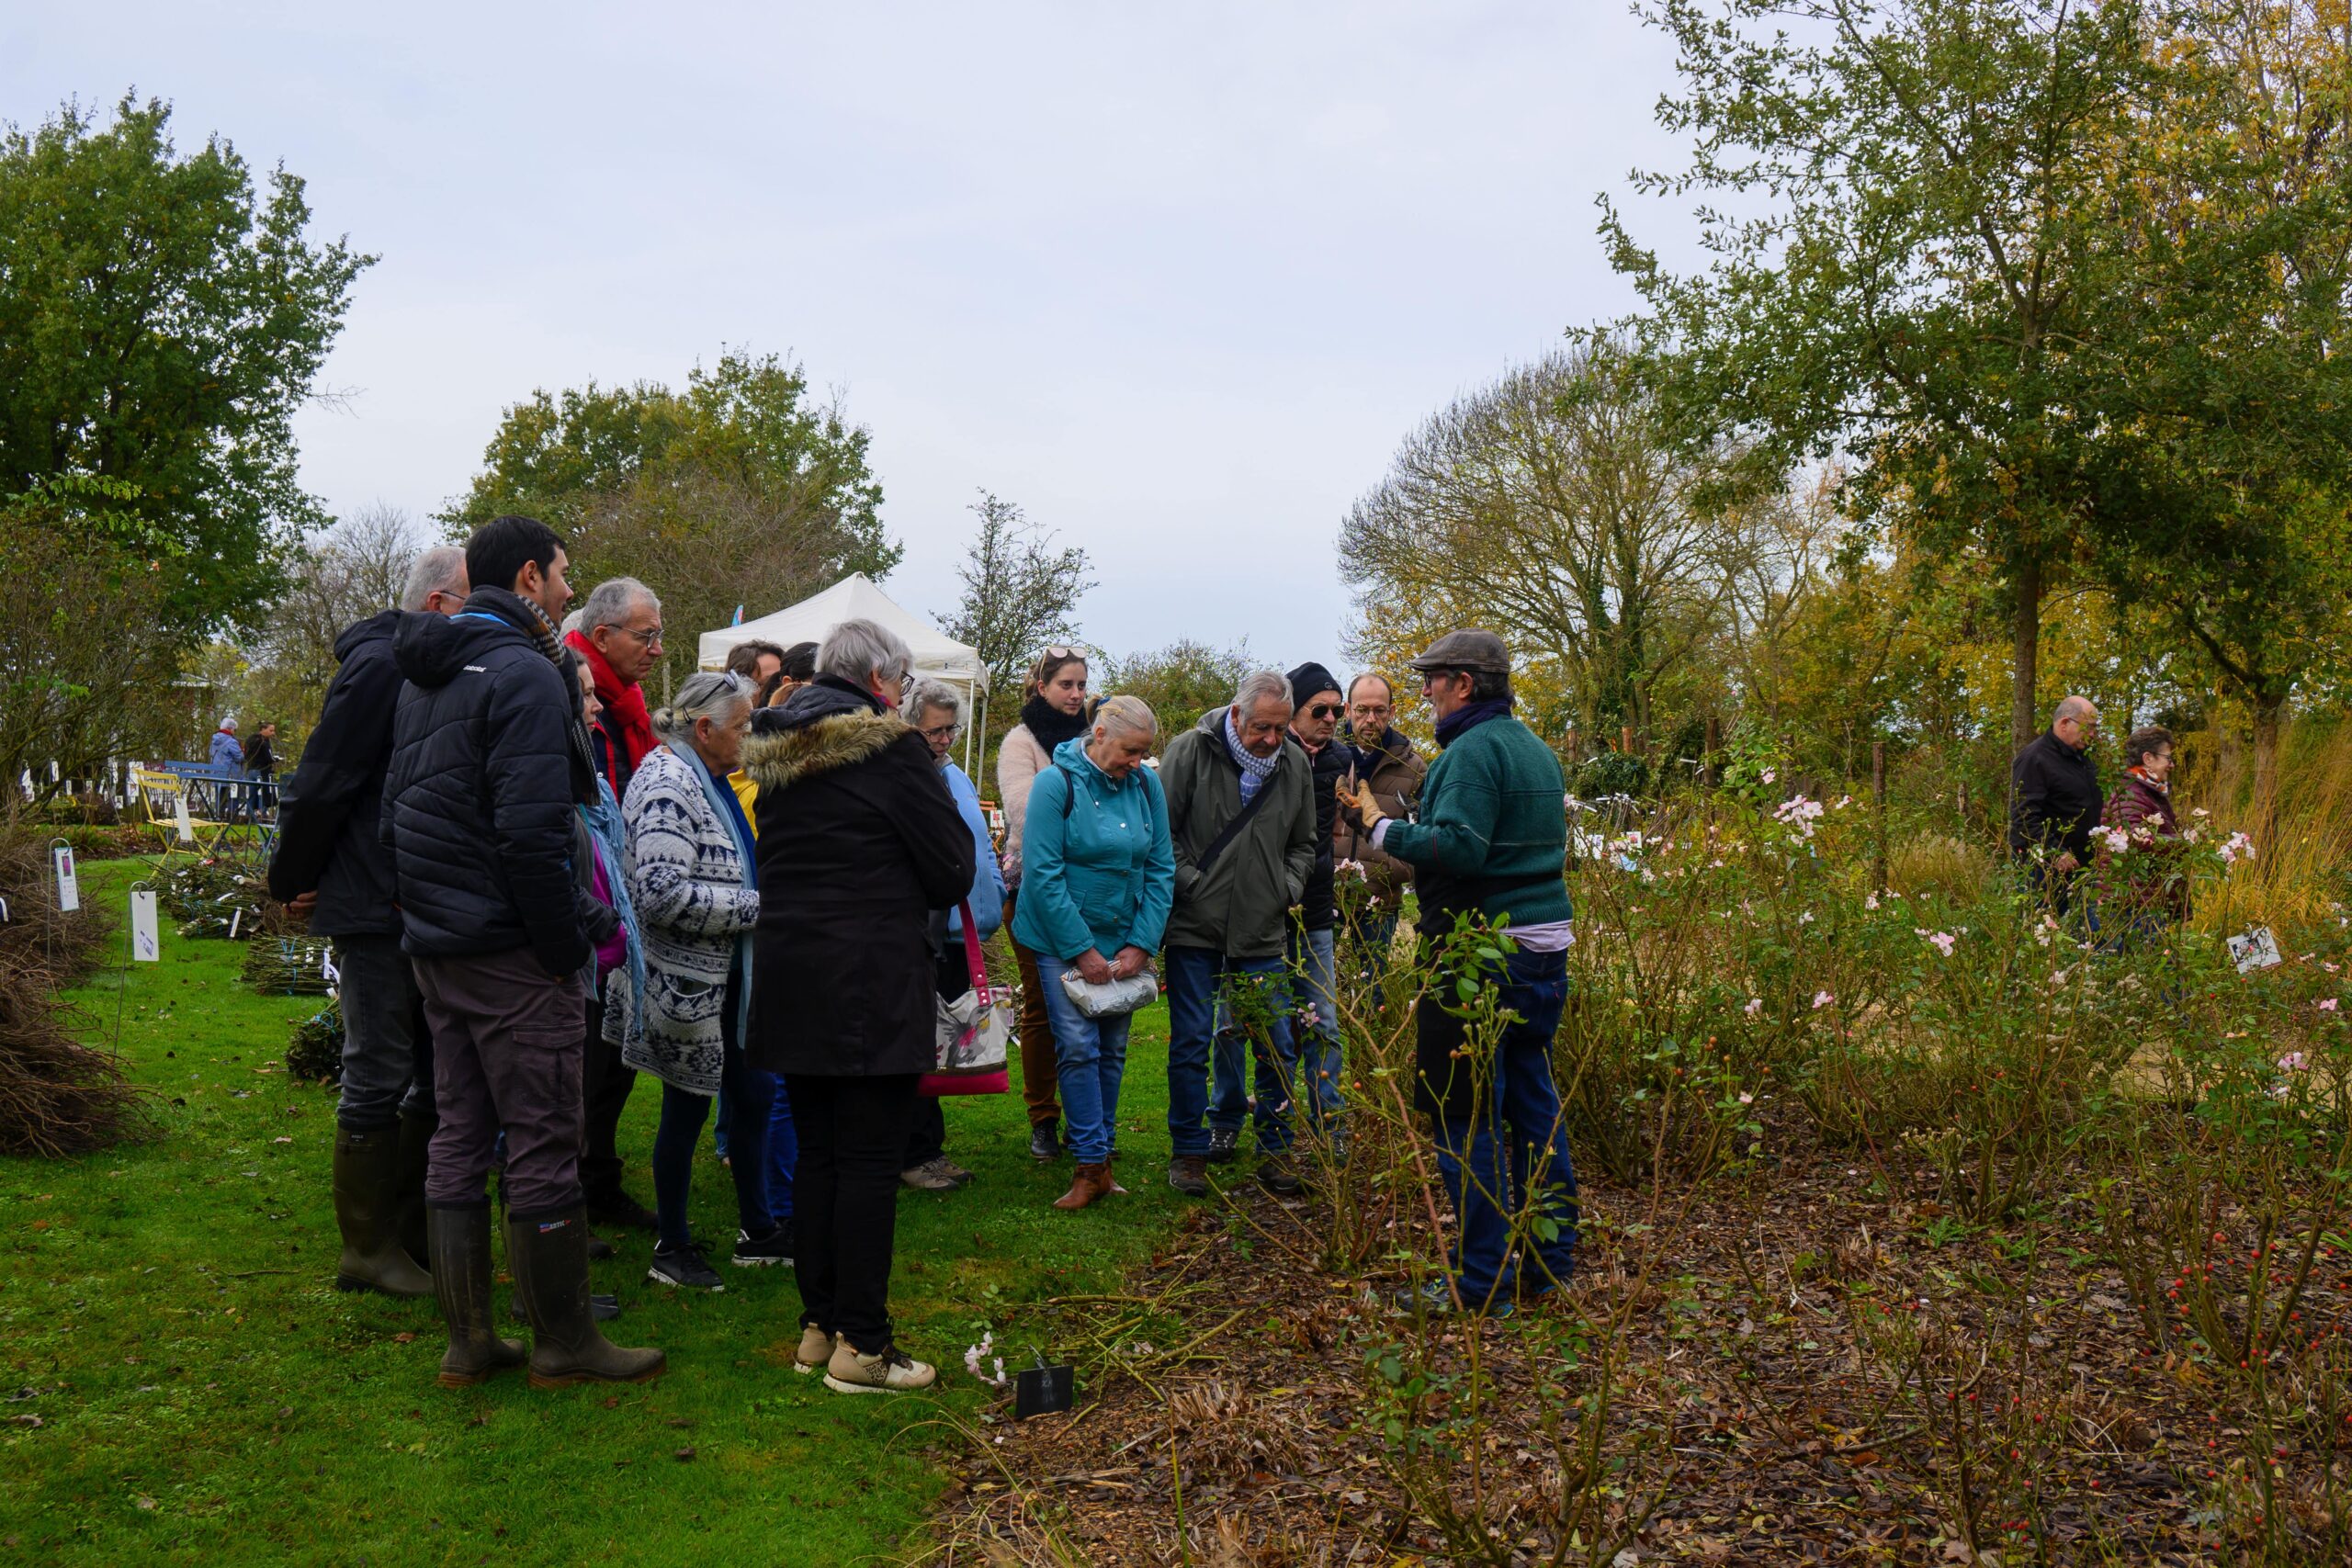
left=792, top=1324, right=834, bottom=1375
left=823, top=1341, right=938, bottom=1394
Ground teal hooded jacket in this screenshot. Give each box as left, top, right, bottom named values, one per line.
left=1010, top=737, right=1176, bottom=964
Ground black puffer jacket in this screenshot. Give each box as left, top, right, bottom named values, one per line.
left=379, top=587, right=593, bottom=978
left=741, top=676, right=975, bottom=1078
left=1292, top=736, right=1348, bottom=931
left=267, top=610, right=405, bottom=938
left=2008, top=730, right=2102, bottom=863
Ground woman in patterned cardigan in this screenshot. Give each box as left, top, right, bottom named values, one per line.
left=616, top=671, right=788, bottom=1291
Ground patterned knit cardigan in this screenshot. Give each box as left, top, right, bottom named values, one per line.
left=612, top=742, right=761, bottom=1096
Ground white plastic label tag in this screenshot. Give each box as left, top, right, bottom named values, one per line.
left=130, top=891, right=160, bottom=962
left=52, top=845, right=78, bottom=912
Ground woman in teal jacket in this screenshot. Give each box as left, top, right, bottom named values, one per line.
left=1011, top=695, right=1174, bottom=1211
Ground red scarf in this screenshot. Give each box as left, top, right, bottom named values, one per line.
left=565, top=629, right=657, bottom=770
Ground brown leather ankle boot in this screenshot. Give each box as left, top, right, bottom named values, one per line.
left=1052, top=1163, right=1111, bottom=1211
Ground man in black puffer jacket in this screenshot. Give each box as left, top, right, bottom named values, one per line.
left=1282, top=661, right=1348, bottom=1141
left=382, top=514, right=663, bottom=1392
left=269, top=545, right=469, bottom=1302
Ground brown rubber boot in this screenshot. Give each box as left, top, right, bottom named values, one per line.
left=1052, top=1163, right=1112, bottom=1211
left=394, top=1109, right=436, bottom=1268
left=428, top=1204, right=526, bottom=1388
left=334, top=1126, right=434, bottom=1296
left=506, top=1206, right=666, bottom=1388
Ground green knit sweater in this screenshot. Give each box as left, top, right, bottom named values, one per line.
left=1382, top=712, right=1570, bottom=931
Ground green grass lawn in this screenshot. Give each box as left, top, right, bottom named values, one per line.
left=2, top=858, right=1183, bottom=1565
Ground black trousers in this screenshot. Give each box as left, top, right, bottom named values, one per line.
left=787, top=1072, right=919, bottom=1353
left=579, top=997, right=639, bottom=1201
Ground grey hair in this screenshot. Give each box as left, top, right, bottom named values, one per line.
left=400, top=546, right=467, bottom=612
left=650, top=671, right=752, bottom=744
left=1094, top=694, right=1157, bottom=741
left=1231, top=670, right=1294, bottom=715
left=580, top=575, right=658, bottom=634
left=2053, top=694, right=2097, bottom=725
left=560, top=608, right=585, bottom=635
left=818, top=617, right=914, bottom=687
left=904, top=678, right=962, bottom=725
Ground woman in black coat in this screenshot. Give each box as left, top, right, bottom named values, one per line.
left=740, top=618, right=973, bottom=1394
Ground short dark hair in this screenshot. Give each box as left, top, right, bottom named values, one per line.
left=2125, top=725, right=2174, bottom=771
left=465, top=514, right=564, bottom=598
left=780, top=641, right=819, bottom=682
left=725, top=639, right=786, bottom=679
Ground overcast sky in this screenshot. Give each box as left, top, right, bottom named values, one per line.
left=6, top=2, right=1701, bottom=671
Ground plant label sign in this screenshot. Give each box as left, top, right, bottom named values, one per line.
left=130, top=890, right=160, bottom=963
left=174, top=790, right=195, bottom=844
left=1013, top=1361, right=1075, bottom=1420
left=2229, top=927, right=2283, bottom=974
left=52, top=844, right=78, bottom=912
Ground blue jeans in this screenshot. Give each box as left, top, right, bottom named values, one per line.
left=1285, top=923, right=1341, bottom=1131
left=1043, top=972, right=1134, bottom=1165
left=763, top=1072, right=797, bottom=1221
left=652, top=1045, right=774, bottom=1250
left=1430, top=948, right=1577, bottom=1304
left=1169, top=945, right=1297, bottom=1156
left=713, top=1079, right=731, bottom=1162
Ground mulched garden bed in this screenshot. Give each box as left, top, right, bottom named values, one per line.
left=930, top=1146, right=2352, bottom=1565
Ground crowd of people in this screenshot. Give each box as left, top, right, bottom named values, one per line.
left=266, top=513, right=1585, bottom=1396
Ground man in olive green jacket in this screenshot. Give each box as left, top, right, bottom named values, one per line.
left=1158, top=671, right=1317, bottom=1199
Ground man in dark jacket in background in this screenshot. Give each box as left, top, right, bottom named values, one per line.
left=2008, top=695, right=2104, bottom=913
left=1159, top=670, right=1317, bottom=1199
left=268, top=546, right=468, bottom=1299
left=1334, top=671, right=1426, bottom=976
left=1272, top=660, right=1348, bottom=1142
left=383, top=514, right=663, bottom=1391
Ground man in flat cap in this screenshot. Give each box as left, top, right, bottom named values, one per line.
left=1341, top=629, right=1577, bottom=1315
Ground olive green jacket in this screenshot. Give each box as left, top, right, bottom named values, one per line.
left=1158, top=707, right=1317, bottom=960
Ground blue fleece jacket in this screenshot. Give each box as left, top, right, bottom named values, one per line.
left=1010, top=737, right=1175, bottom=963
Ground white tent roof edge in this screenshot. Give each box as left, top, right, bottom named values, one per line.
left=695, top=572, right=988, bottom=688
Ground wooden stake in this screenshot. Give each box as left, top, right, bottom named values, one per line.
left=1871, top=740, right=1889, bottom=895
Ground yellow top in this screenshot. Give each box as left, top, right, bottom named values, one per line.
left=729, top=771, right=759, bottom=836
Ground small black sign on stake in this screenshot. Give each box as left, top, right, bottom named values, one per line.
left=1013, top=1348, right=1074, bottom=1420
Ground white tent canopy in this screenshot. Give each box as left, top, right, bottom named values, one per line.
left=698, top=573, right=985, bottom=692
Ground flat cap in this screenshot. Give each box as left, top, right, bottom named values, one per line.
left=1406, top=628, right=1510, bottom=674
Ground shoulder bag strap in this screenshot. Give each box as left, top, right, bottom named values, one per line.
left=1194, top=776, right=1277, bottom=878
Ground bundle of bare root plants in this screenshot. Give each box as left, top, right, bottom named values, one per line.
left=0, top=829, right=152, bottom=1157
left=928, top=795, right=2352, bottom=1566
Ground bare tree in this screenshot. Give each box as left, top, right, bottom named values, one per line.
left=942, top=491, right=1094, bottom=721
left=1339, top=337, right=1749, bottom=746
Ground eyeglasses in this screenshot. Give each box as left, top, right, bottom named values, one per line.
left=920, top=723, right=962, bottom=742
left=613, top=624, right=663, bottom=645
left=1306, top=703, right=1342, bottom=719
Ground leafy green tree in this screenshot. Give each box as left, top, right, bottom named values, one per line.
left=1607, top=0, right=2164, bottom=750
left=443, top=346, right=899, bottom=580
left=0, top=95, right=372, bottom=632
left=1100, top=639, right=1258, bottom=737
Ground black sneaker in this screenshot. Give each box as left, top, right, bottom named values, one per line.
left=732, top=1223, right=795, bottom=1268
left=585, top=1189, right=661, bottom=1232
left=1028, top=1122, right=1063, bottom=1163
left=648, top=1243, right=725, bottom=1292
left=587, top=1230, right=616, bottom=1261
left=1206, top=1127, right=1241, bottom=1165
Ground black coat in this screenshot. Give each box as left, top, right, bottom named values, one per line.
left=741, top=677, right=975, bottom=1078
left=1293, top=736, right=1347, bottom=931
left=379, top=587, right=593, bottom=978
left=2008, top=730, right=2102, bottom=862
left=267, top=610, right=407, bottom=938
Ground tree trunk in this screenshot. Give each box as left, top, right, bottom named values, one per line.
left=2011, top=554, right=2042, bottom=753
left=2251, top=696, right=2285, bottom=850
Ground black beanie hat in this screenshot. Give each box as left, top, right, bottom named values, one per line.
left=1285, top=660, right=1341, bottom=705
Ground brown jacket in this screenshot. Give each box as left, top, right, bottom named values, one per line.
left=1334, top=727, right=1427, bottom=909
